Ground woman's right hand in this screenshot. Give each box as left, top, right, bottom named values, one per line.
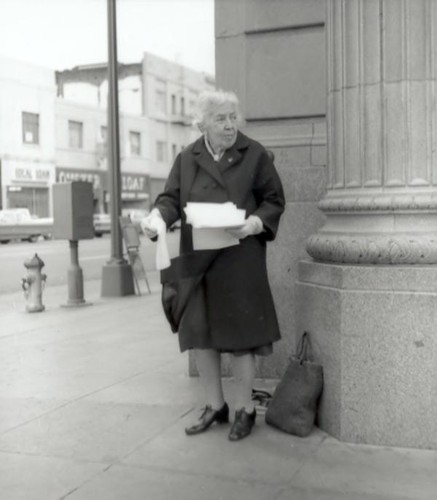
left=140, top=209, right=164, bottom=239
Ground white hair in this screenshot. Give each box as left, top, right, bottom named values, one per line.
left=193, top=89, right=241, bottom=131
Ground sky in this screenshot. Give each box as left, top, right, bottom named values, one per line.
left=0, top=0, right=215, bottom=74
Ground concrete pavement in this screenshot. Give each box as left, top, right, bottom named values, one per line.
left=0, top=274, right=436, bottom=500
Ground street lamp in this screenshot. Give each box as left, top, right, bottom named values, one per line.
left=101, top=0, right=135, bottom=297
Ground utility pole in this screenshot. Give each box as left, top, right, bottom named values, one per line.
left=101, top=0, right=135, bottom=297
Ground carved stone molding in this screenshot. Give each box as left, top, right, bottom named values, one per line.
left=318, top=194, right=437, bottom=213
left=306, top=234, right=437, bottom=265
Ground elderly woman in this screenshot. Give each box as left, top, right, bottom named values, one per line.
left=142, top=89, right=285, bottom=441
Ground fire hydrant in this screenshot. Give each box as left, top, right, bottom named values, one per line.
left=21, top=253, right=46, bottom=313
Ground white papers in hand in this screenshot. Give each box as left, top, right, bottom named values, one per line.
left=184, top=202, right=246, bottom=229
left=184, top=202, right=245, bottom=250
left=192, top=228, right=240, bottom=251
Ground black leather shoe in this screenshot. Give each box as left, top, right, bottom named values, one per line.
left=185, top=402, right=229, bottom=435
left=228, top=407, right=256, bottom=441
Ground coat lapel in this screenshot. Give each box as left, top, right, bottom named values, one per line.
left=218, top=131, right=250, bottom=173
left=192, top=138, right=226, bottom=187
left=191, top=132, right=251, bottom=185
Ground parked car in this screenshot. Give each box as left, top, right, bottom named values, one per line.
left=0, top=208, right=53, bottom=243
left=93, top=213, right=111, bottom=237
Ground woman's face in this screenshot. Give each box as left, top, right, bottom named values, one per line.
left=204, top=102, right=238, bottom=152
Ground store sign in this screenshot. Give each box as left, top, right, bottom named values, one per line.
left=55, top=170, right=148, bottom=199
left=14, top=167, right=51, bottom=182
left=57, top=168, right=104, bottom=190
left=121, top=174, right=147, bottom=193
left=120, top=173, right=149, bottom=201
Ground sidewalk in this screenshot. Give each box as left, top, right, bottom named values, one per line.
left=0, top=275, right=436, bottom=500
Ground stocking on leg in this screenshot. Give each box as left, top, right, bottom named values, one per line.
left=231, top=352, right=256, bottom=412
left=194, top=348, right=225, bottom=409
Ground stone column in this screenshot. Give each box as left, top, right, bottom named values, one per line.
left=298, top=0, right=437, bottom=449
left=307, top=0, right=437, bottom=264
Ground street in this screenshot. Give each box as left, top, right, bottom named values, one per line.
left=0, top=231, right=180, bottom=295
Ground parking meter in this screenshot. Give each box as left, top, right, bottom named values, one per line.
left=53, top=181, right=94, bottom=306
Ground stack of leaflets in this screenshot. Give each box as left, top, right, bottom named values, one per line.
left=184, top=202, right=246, bottom=229
left=183, top=202, right=246, bottom=250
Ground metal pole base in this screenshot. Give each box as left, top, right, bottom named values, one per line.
left=61, top=299, right=92, bottom=309
left=101, top=260, right=135, bottom=297
left=26, top=304, right=45, bottom=313
left=62, top=240, right=92, bottom=308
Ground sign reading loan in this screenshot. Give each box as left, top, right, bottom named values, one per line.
left=14, top=166, right=51, bottom=182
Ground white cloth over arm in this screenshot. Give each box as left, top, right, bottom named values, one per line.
left=141, top=209, right=171, bottom=270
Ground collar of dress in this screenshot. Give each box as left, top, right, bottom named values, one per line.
left=204, top=135, right=224, bottom=162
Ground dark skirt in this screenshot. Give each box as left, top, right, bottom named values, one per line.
left=177, top=236, right=281, bottom=354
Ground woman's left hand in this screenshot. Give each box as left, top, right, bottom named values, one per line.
left=226, top=215, right=264, bottom=240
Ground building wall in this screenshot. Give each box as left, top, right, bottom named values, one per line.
left=0, top=53, right=214, bottom=218
left=0, top=57, right=56, bottom=216
left=215, top=0, right=328, bottom=377
left=56, top=62, right=143, bottom=112
left=55, top=100, right=153, bottom=213
left=142, top=53, right=215, bottom=196
left=56, top=53, right=215, bottom=205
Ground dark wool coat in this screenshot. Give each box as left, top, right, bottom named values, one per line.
left=155, top=131, right=285, bottom=352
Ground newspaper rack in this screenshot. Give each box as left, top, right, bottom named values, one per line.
left=119, top=216, right=151, bottom=295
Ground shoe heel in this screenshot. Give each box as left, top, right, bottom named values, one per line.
left=217, top=413, right=229, bottom=424
left=217, top=404, right=229, bottom=423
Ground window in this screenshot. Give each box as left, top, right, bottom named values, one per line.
left=68, top=120, right=83, bottom=149
left=22, top=112, right=39, bottom=144
left=181, top=97, right=185, bottom=116
left=100, top=125, right=107, bottom=143
left=129, top=131, right=141, bottom=156
left=172, top=143, right=178, bottom=160
left=155, top=89, right=167, bottom=114
left=156, top=141, right=167, bottom=162
left=97, top=125, right=108, bottom=161
left=171, top=94, right=177, bottom=114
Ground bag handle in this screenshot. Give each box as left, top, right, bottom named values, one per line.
left=296, top=331, right=312, bottom=364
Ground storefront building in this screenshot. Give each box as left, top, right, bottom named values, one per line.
left=2, top=160, right=54, bottom=217
left=0, top=58, right=56, bottom=216
left=55, top=167, right=149, bottom=214
left=56, top=54, right=215, bottom=206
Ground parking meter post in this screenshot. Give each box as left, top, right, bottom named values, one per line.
left=65, top=240, right=86, bottom=306
left=53, top=181, right=94, bottom=307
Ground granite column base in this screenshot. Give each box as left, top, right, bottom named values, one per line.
left=297, top=260, right=437, bottom=450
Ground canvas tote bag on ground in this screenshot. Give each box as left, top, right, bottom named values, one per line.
left=265, top=331, right=323, bottom=437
